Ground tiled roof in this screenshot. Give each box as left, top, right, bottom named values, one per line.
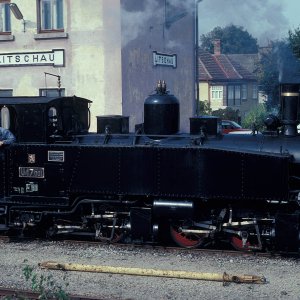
left=198, top=51, right=225, bottom=80
left=227, top=54, right=259, bottom=73
left=215, top=55, right=242, bottom=79
left=198, top=49, right=257, bottom=82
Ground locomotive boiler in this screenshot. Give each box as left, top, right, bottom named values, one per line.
left=0, top=81, right=299, bottom=253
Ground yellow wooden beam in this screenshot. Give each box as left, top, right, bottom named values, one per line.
left=39, top=261, right=266, bottom=284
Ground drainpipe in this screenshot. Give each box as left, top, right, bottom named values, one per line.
left=195, top=0, right=201, bottom=116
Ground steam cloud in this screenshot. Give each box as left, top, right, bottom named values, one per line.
left=121, top=0, right=298, bottom=46
left=121, top=0, right=197, bottom=47
left=198, top=0, right=292, bottom=45
left=121, top=0, right=160, bottom=47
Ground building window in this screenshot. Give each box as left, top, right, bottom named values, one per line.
left=241, top=84, right=247, bottom=100
left=227, top=86, right=234, bottom=105
left=38, top=0, right=63, bottom=32
left=235, top=85, right=241, bottom=100
left=0, top=2, right=11, bottom=33
left=227, top=85, right=241, bottom=106
left=0, top=89, right=12, bottom=96
left=40, top=88, right=65, bottom=97
left=252, top=83, right=258, bottom=99
left=211, top=86, right=223, bottom=100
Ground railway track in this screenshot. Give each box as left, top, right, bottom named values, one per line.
left=0, top=234, right=284, bottom=258
left=0, top=287, right=107, bottom=300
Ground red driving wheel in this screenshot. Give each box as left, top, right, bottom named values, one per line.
left=170, top=223, right=206, bottom=249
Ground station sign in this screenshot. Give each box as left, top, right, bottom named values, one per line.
left=0, top=49, right=65, bottom=67
left=153, top=51, right=177, bottom=68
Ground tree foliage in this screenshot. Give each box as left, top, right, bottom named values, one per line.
left=288, top=27, right=300, bottom=59
left=255, top=41, right=282, bottom=108
left=212, top=107, right=240, bottom=123
left=199, top=100, right=212, bottom=115
left=256, top=40, right=299, bottom=108
left=242, top=103, right=268, bottom=131
left=200, top=24, right=258, bottom=54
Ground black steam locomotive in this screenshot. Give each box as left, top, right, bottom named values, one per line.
left=0, top=81, right=299, bottom=253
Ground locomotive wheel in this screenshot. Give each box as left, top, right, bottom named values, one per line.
left=170, top=222, right=207, bottom=249
left=231, top=236, right=252, bottom=251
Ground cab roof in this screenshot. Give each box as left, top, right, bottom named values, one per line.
left=0, top=95, right=92, bottom=105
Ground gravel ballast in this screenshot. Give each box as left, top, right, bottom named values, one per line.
left=0, top=240, right=299, bottom=299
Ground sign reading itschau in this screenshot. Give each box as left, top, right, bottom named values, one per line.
left=153, top=51, right=177, bottom=68
left=0, top=49, right=65, bottom=67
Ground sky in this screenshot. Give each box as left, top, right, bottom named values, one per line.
left=198, top=0, right=300, bottom=46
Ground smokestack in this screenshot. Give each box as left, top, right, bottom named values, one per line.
left=280, top=84, right=300, bottom=136
left=213, top=39, right=221, bottom=55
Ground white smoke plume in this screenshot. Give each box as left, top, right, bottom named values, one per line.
left=121, top=0, right=160, bottom=47
left=198, top=0, right=292, bottom=45
left=167, top=0, right=198, bottom=11
left=121, top=0, right=198, bottom=47
left=121, top=0, right=298, bottom=47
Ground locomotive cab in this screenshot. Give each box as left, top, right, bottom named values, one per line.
left=0, top=96, right=92, bottom=143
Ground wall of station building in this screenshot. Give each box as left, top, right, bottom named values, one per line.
left=121, top=0, right=196, bottom=132
left=0, top=0, right=122, bottom=132
left=1, top=0, right=196, bottom=133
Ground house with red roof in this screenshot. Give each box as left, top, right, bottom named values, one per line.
left=198, top=40, right=259, bottom=119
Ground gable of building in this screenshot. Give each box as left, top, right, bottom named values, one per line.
left=198, top=49, right=257, bottom=82
left=198, top=49, right=259, bottom=118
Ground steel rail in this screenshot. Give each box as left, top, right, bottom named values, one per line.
left=0, top=287, right=108, bottom=300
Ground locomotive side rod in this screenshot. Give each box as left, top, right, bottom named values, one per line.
left=40, top=261, right=266, bottom=284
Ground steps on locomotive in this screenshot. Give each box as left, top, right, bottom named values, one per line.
left=0, top=224, right=9, bottom=231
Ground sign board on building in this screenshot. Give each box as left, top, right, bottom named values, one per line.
left=153, top=51, right=177, bottom=68
left=0, top=49, right=65, bottom=67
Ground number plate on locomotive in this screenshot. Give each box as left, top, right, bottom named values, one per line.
left=19, top=167, right=45, bottom=178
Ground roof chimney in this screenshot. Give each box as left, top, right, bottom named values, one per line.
left=213, top=39, right=221, bottom=55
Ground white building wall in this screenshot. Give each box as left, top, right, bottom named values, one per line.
left=0, top=0, right=122, bottom=131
